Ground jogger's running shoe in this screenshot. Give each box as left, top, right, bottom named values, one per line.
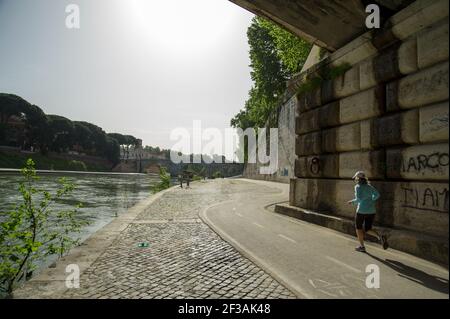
left=355, top=246, right=366, bottom=253
left=381, top=235, right=389, bottom=250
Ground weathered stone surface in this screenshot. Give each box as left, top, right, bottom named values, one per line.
left=290, top=178, right=347, bottom=214
left=320, top=78, right=335, bottom=105
left=291, top=177, right=449, bottom=238
left=398, top=38, right=418, bottom=75
left=373, top=45, right=402, bottom=83
left=386, top=80, right=400, bottom=112
left=331, top=38, right=378, bottom=68
left=295, top=155, right=339, bottom=178
left=375, top=181, right=449, bottom=237
left=333, top=66, right=360, bottom=99
left=420, top=102, right=450, bottom=143
left=417, top=19, right=449, bottom=69
left=360, top=119, right=376, bottom=150
left=319, top=101, right=340, bottom=128
left=296, top=109, right=319, bottom=135
left=375, top=109, right=419, bottom=146
left=359, top=58, right=377, bottom=91
left=322, top=128, right=337, bottom=154
left=297, top=88, right=321, bottom=113
left=398, top=61, right=449, bottom=109
left=296, top=132, right=322, bottom=156
left=391, top=0, right=449, bottom=41
left=339, top=87, right=384, bottom=124
left=386, top=143, right=449, bottom=180
left=336, top=123, right=361, bottom=152
left=339, top=150, right=385, bottom=179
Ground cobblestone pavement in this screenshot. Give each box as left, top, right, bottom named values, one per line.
left=62, top=180, right=296, bottom=299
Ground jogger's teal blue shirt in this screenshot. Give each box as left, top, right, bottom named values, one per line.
left=350, top=184, right=380, bottom=214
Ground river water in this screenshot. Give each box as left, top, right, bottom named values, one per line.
left=0, top=171, right=161, bottom=285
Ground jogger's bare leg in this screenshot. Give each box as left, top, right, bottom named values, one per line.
left=356, top=229, right=365, bottom=247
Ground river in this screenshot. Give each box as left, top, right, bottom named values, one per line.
left=0, top=171, right=162, bottom=285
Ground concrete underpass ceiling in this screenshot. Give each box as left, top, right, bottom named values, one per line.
left=229, top=0, right=416, bottom=51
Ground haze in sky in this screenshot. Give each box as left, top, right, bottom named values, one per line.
left=0, top=0, right=254, bottom=150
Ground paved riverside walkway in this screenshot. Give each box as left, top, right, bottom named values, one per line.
left=14, top=179, right=448, bottom=299
left=14, top=179, right=296, bottom=299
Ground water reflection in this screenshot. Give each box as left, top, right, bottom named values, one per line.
left=0, top=172, right=160, bottom=245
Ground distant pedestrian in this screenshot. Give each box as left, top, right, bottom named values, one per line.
left=348, top=171, right=389, bottom=253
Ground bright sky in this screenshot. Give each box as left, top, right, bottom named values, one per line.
left=0, top=0, right=254, bottom=150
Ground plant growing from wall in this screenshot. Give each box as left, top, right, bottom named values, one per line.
left=297, top=62, right=352, bottom=96
left=0, top=159, right=88, bottom=297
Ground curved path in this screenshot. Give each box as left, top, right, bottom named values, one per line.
left=201, top=179, right=449, bottom=299
left=13, top=178, right=448, bottom=299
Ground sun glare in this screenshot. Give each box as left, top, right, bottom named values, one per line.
left=128, top=0, right=233, bottom=52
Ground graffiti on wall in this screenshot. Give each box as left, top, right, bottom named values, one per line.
left=401, top=185, right=449, bottom=213
left=402, top=152, right=449, bottom=173
left=309, top=157, right=321, bottom=175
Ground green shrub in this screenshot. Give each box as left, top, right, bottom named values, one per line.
left=68, top=160, right=87, bottom=171
left=213, top=171, right=224, bottom=179
left=151, top=166, right=171, bottom=194
left=0, top=159, right=88, bottom=296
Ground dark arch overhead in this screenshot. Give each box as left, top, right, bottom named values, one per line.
left=229, top=0, right=415, bottom=51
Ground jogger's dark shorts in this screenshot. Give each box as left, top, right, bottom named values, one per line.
left=355, top=213, right=375, bottom=232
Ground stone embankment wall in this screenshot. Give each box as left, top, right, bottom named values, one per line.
left=243, top=95, right=297, bottom=183
left=290, top=0, right=448, bottom=263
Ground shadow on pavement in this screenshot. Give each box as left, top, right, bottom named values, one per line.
left=366, top=252, right=449, bottom=295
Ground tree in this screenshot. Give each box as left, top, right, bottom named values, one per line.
left=231, top=17, right=312, bottom=130
left=0, top=94, right=30, bottom=125
left=22, top=105, right=49, bottom=152
left=0, top=94, right=31, bottom=144
left=259, top=19, right=312, bottom=74
left=104, top=136, right=120, bottom=165
left=47, top=115, right=74, bottom=153
left=73, top=122, right=93, bottom=152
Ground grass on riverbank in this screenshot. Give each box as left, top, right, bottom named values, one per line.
left=0, top=151, right=112, bottom=172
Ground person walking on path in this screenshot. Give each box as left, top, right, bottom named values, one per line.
left=348, top=171, right=389, bottom=253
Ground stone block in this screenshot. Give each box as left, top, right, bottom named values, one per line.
left=339, top=86, right=384, bottom=124
left=375, top=109, right=419, bottom=146
left=359, top=58, right=377, bottom=91
left=386, top=143, right=449, bottom=181
left=375, top=181, right=449, bottom=237
left=391, top=0, right=449, bottom=41
left=386, top=81, right=400, bottom=112
left=418, top=19, right=449, bottom=69
left=373, top=46, right=402, bottom=83
left=291, top=178, right=352, bottom=215
left=420, top=101, right=450, bottom=143
left=336, top=123, right=361, bottom=152
left=296, top=109, right=320, bottom=135
left=333, top=66, right=360, bottom=99
left=295, top=155, right=339, bottom=178
left=319, top=101, right=340, bottom=127
left=339, top=150, right=385, bottom=179
left=296, top=132, right=322, bottom=156
left=322, top=128, right=337, bottom=153
left=297, top=88, right=321, bottom=113
left=398, top=38, right=418, bottom=75
left=398, top=61, right=449, bottom=109
left=360, top=119, right=376, bottom=150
